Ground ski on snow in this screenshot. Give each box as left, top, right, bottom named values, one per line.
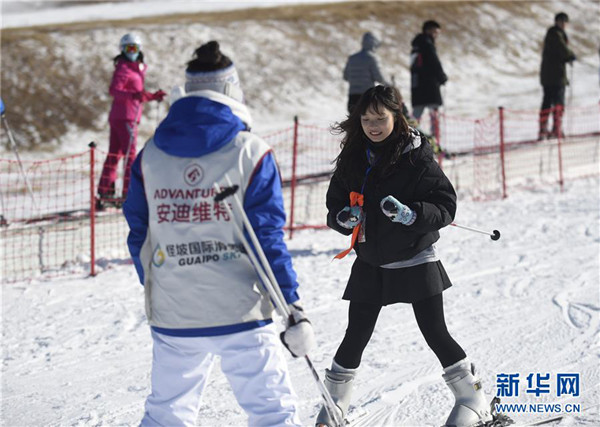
left=521, top=414, right=564, bottom=426
left=315, top=407, right=368, bottom=427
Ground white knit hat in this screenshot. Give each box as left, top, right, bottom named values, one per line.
left=186, top=64, right=239, bottom=91
left=185, top=42, right=245, bottom=103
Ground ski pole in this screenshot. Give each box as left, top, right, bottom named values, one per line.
left=213, top=183, right=289, bottom=317
left=450, top=222, right=501, bottom=240
left=0, top=106, right=38, bottom=211
left=221, top=174, right=292, bottom=314
left=0, top=185, right=7, bottom=226
left=213, top=180, right=345, bottom=427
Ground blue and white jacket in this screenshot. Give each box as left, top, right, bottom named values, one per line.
left=123, top=89, right=299, bottom=337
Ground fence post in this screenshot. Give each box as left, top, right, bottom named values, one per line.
left=433, top=108, right=441, bottom=149
left=498, top=106, right=507, bottom=199
left=288, top=116, right=299, bottom=239
left=89, top=141, right=97, bottom=277
left=434, top=110, right=444, bottom=167
left=556, top=126, right=565, bottom=191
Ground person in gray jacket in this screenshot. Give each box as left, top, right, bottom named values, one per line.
left=343, top=32, right=391, bottom=113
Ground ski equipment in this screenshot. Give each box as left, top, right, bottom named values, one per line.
left=119, top=33, right=142, bottom=51
left=119, top=33, right=142, bottom=61
left=0, top=98, right=39, bottom=211
left=442, top=359, right=493, bottom=426
left=450, top=222, right=501, bottom=240
left=488, top=397, right=515, bottom=427
left=213, top=177, right=345, bottom=427
left=315, top=361, right=356, bottom=427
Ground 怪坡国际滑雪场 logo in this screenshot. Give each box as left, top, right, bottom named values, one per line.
left=184, top=163, right=204, bottom=187
left=152, top=244, right=166, bottom=267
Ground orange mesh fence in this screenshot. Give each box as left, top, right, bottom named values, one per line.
left=262, top=121, right=341, bottom=236
left=498, top=105, right=600, bottom=195
left=288, top=122, right=339, bottom=235
left=1, top=152, right=92, bottom=281
left=260, top=126, right=296, bottom=230
left=2, top=105, right=598, bottom=282
left=91, top=147, right=131, bottom=270
left=434, top=104, right=600, bottom=200
left=0, top=145, right=129, bottom=283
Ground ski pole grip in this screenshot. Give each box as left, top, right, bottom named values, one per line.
left=491, top=230, right=501, bottom=241
left=214, top=185, right=239, bottom=202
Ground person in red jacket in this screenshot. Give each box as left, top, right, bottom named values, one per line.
left=97, top=33, right=165, bottom=209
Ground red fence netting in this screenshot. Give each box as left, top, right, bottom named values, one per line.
left=1, top=104, right=598, bottom=282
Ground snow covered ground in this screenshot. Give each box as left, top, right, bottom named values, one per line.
left=1, top=1, right=599, bottom=426
left=2, top=177, right=599, bottom=426
left=0, top=0, right=350, bottom=28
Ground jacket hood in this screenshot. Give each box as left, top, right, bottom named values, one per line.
left=362, top=32, right=381, bottom=51
left=367, top=127, right=427, bottom=167
left=153, top=91, right=247, bottom=158
left=403, top=127, right=423, bottom=154
left=400, top=128, right=435, bottom=164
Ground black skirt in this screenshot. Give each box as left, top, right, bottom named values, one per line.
left=342, top=258, right=452, bottom=305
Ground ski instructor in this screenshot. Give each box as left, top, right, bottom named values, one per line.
left=123, top=41, right=316, bottom=426
left=97, top=33, right=165, bottom=209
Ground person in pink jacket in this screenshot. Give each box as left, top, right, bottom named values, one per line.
left=97, top=33, right=165, bottom=209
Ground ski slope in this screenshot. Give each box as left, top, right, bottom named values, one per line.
left=1, top=1, right=599, bottom=425
left=1, top=0, right=599, bottom=155
left=2, top=177, right=598, bottom=426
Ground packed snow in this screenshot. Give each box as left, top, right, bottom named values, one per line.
left=2, top=177, right=599, bottom=426
left=0, top=0, right=350, bottom=29
left=1, top=1, right=600, bottom=426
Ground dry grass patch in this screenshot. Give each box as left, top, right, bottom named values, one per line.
left=1, top=1, right=597, bottom=150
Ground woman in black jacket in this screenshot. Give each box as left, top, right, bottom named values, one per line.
left=315, top=86, right=493, bottom=427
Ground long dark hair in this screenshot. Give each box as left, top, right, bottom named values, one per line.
left=112, top=51, right=145, bottom=65
left=332, top=85, right=411, bottom=188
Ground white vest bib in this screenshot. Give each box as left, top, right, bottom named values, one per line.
left=139, top=132, right=274, bottom=329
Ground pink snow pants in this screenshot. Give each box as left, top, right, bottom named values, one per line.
left=98, top=120, right=137, bottom=198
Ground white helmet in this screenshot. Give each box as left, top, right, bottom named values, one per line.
left=119, top=33, right=142, bottom=51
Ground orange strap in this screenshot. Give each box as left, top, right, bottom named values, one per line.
left=334, top=191, right=364, bottom=260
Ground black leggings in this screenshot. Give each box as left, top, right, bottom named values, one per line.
left=334, top=293, right=466, bottom=369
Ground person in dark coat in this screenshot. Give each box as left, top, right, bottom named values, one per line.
left=314, top=85, right=494, bottom=427
left=538, top=12, right=576, bottom=139
left=343, top=32, right=391, bottom=113
left=410, top=20, right=447, bottom=137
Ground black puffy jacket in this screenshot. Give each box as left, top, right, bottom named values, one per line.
left=326, top=133, right=456, bottom=266
left=540, top=25, right=576, bottom=87
left=410, top=33, right=447, bottom=106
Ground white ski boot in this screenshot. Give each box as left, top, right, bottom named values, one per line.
left=442, top=358, right=493, bottom=427
left=315, top=360, right=356, bottom=427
